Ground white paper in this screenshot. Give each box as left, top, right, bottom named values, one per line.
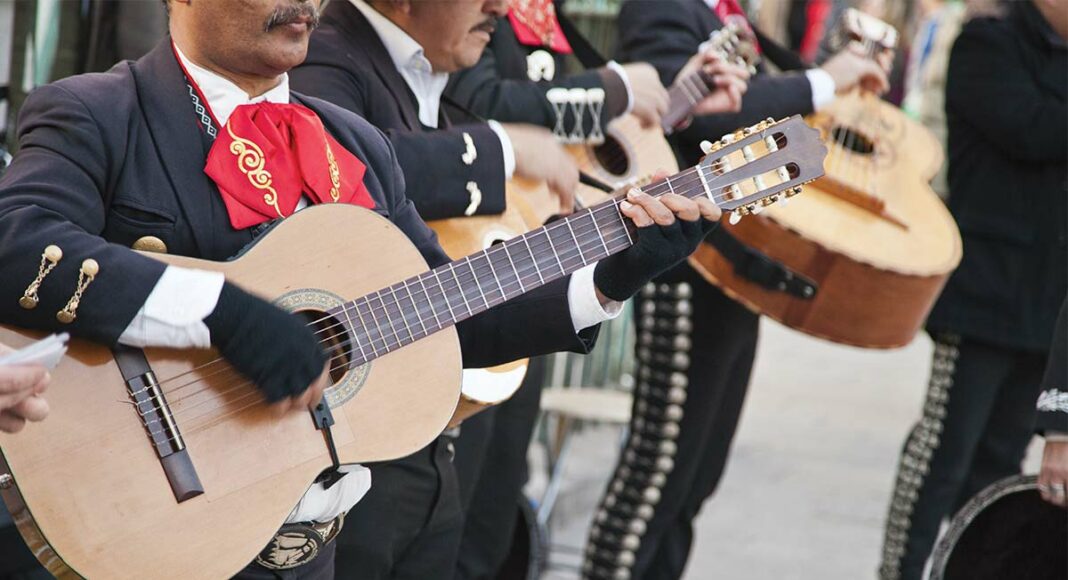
left=0, top=333, right=69, bottom=370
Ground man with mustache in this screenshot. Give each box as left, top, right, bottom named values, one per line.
left=0, top=0, right=721, bottom=578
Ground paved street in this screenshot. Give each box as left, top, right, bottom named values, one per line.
left=530, top=318, right=1043, bottom=580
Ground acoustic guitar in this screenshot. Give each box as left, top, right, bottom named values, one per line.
left=0, top=116, right=825, bottom=579
left=432, top=23, right=761, bottom=423
left=690, top=9, right=962, bottom=348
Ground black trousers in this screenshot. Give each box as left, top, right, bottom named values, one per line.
left=879, top=334, right=1047, bottom=580
left=584, top=264, right=759, bottom=580
left=0, top=523, right=51, bottom=580
left=453, top=357, right=548, bottom=580
left=334, top=437, right=463, bottom=580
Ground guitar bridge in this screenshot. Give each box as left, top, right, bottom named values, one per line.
left=114, top=345, right=204, bottom=503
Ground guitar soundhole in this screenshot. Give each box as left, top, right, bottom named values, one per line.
left=592, top=135, right=631, bottom=177
left=300, top=310, right=352, bottom=384
left=830, top=126, right=876, bottom=155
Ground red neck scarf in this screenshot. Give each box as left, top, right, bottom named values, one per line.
left=204, top=103, right=376, bottom=229
left=509, top=0, right=573, bottom=54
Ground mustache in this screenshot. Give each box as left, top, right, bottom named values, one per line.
left=264, top=3, right=321, bottom=31
left=472, top=17, right=496, bottom=34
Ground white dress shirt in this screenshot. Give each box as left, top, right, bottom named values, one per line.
left=701, top=0, right=836, bottom=110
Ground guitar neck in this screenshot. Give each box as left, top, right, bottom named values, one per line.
left=332, top=169, right=713, bottom=367
left=662, top=70, right=714, bottom=134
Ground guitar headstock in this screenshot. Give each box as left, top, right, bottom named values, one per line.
left=832, top=7, right=898, bottom=56
left=695, top=116, right=827, bottom=224
left=701, top=19, right=760, bottom=74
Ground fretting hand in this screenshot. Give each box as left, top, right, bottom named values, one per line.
left=594, top=186, right=721, bottom=303
left=204, top=282, right=330, bottom=414
left=819, top=44, right=891, bottom=95
left=674, top=53, right=750, bottom=116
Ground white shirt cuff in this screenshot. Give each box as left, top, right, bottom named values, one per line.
left=487, top=120, right=516, bottom=179
left=568, top=264, right=624, bottom=332
left=117, top=266, right=225, bottom=349
left=805, top=68, right=837, bottom=111
left=285, top=465, right=372, bottom=523
left=606, top=60, right=635, bottom=116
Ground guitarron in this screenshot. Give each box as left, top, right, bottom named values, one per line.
left=689, top=9, right=962, bottom=348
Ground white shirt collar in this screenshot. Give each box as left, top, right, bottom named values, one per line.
left=349, top=0, right=449, bottom=128
left=173, top=42, right=290, bottom=127
left=704, top=0, right=720, bottom=9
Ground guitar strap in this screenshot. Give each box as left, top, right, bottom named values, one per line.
left=707, top=228, right=818, bottom=299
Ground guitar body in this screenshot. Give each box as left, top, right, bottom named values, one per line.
left=567, top=114, right=680, bottom=191
left=0, top=205, right=462, bottom=579
left=690, top=95, right=962, bottom=348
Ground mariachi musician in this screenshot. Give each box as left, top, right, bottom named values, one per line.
left=442, top=2, right=748, bottom=578
left=288, top=0, right=725, bottom=577
left=0, top=0, right=721, bottom=577
left=578, top=1, right=892, bottom=579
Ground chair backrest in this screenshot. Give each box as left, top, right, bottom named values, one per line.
left=544, top=302, right=635, bottom=391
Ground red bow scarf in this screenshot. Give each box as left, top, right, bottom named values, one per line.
left=205, top=103, right=375, bottom=229
left=175, top=47, right=374, bottom=230
left=509, top=0, right=573, bottom=54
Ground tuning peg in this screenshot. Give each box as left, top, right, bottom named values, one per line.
left=751, top=204, right=763, bottom=215
left=728, top=211, right=742, bottom=225
left=700, top=140, right=714, bottom=154
left=760, top=195, right=779, bottom=207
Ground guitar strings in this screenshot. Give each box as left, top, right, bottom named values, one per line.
left=147, top=135, right=794, bottom=409
left=146, top=147, right=770, bottom=398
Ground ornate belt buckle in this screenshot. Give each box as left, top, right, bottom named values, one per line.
left=254, top=514, right=345, bottom=571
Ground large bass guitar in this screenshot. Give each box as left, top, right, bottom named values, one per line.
left=0, top=117, right=824, bottom=580
left=690, top=9, right=962, bottom=348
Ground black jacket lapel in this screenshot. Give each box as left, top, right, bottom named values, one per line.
left=323, top=1, right=422, bottom=130
left=129, top=40, right=228, bottom=257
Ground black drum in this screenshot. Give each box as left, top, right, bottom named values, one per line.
left=930, top=475, right=1067, bottom=580
left=497, top=494, right=549, bottom=580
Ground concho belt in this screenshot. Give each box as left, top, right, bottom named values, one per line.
left=254, top=513, right=345, bottom=571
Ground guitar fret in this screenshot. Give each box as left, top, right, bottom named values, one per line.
left=465, top=256, right=491, bottom=309
left=564, top=219, right=588, bottom=267
left=337, top=303, right=368, bottom=362
left=589, top=209, right=610, bottom=259
left=357, top=297, right=388, bottom=355
left=502, top=243, right=525, bottom=294
left=393, top=284, right=419, bottom=340
left=372, top=291, right=402, bottom=350
left=433, top=269, right=457, bottom=323
left=485, top=248, right=508, bottom=302
left=541, top=229, right=566, bottom=277
left=613, top=201, right=635, bottom=245
left=416, top=274, right=442, bottom=330
left=403, top=280, right=429, bottom=336
left=521, top=235, right=545, bottom=285
left=450, top=264, right=473, bottom=316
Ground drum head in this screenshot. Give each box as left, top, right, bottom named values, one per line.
left=930, top=475, right=1067, bottom=580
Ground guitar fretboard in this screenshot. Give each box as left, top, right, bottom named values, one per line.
left=330, top=167, right=715, bottom=367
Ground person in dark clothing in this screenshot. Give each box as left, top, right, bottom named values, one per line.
left=442, top=3, right=747, bottom=578
left=879, top=1, right=1068, bottom=578
left=582, top=2, right=891, bottom=579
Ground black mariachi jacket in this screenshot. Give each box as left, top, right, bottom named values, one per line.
left=1037, top=299, right=1067, bottom=435
left=0, top=40, right=594, bottom=367
left=445, top=0, right=629, bottom=140
left=926, top=1, right=1067, bottom=351
left=290, top=0, right=508, bottom=221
